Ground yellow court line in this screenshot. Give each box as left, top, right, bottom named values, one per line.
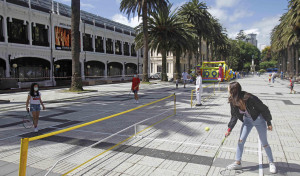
left=63, top=113, right=175, bottom=175
left=28, top=94, right=174, bottom=142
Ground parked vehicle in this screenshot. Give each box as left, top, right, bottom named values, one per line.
left=150, top=72, right=161, bottom=79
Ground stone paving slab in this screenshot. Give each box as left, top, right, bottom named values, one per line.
left=0, top=76, right=300, bottom=175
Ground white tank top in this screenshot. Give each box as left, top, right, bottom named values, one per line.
left=29, top=92, right=41, bottom=105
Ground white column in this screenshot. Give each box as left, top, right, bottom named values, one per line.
left=3, top=16, right=8, bottom=43
left=5, top=58, right=10, bottom=77
left=129, top=44, right=131, bottom=56
left=80, top=32, right=83, bottom=52
left=28, top=21, right=32, bottom=45
left=104, top=38, right=106, bottom=54
left=81, top=60, right=85, bottom=80
left=104, top=62, right=108, bottom=79
left=113, top=40, right=115, bottom=55
left=122, top=41, right=124, bottom=55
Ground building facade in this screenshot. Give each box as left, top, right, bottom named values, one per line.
left=0, top=0, right=142, bottom=88
left=149, top=40, right=209, bottom=80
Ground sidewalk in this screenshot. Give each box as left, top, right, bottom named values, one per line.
left=0, top=76, right=299, bottom=175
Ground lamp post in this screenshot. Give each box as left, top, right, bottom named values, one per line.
left=87, top=65, right=90, bottom=78
left=12, top=63, right=17, bottom=79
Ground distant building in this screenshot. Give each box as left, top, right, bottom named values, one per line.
left=246, top=33, right=258, bottom=48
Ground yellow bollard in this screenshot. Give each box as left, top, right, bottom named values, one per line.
left=174, top=93, right=176, bottom=115
left=19, top=138, right=29, bottom=176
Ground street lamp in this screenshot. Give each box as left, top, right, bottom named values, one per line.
left=87, top=65, right=90, bottom=77
left=12, top=63, right=17, bottom=79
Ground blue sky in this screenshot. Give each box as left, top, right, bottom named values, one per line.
left=56, top=0, right=288, bottom=50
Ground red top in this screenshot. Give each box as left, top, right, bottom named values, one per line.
left=132, top=77, right=140, bottom=91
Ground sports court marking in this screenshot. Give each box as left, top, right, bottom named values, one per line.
left=258, top=136, right=263, bottom=176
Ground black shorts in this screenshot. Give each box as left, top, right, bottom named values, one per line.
left=133, top=90, right=138, bottom=93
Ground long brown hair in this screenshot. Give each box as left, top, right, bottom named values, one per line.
left=228, top=82, right=250, bottom=110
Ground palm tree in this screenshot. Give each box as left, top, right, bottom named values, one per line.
left=135, top=4, right=193, bottom=81
left=120, top=0, right=169, bottom=82
left=178, top=0, right=211, bottom=65
left=70, top=0, right=83, bottom=91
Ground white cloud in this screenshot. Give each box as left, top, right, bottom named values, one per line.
left=81, top=2, right=95, bottom=9
left=112, top=14, right=141, bottom=28
left=229, top=9, right=253, bottom=22
left=216, top=0, right=240, bottom=8
left=208, top=8, right=228, bottom=22
left=251, top=15, right=281, bottom=46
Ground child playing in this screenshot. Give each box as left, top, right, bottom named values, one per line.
left=26, top=83, right=45, bottom=132
left=290, top=77, right=296, bottom=94
left=269, top=74, right=271, bottom=83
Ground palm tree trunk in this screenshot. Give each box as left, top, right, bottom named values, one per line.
left=174, top=50, right=181, bottom=80
left=210, top=42, right=214, bottom=60
left=283, top=49, right=287, bottom=74
left=199, top=37, right=202, bottom=65
left=70, top=0, right=83, bottom=91
left=142, top=2, right=149, bottom=82
left=296, top=47, right=299, bottom=77
left=288, top=46, right=293, bottom=77
left=188, top=51, right=192, bottom=74
left=206, top=41, right=209, bottom=61
left=161, top=50, right=167, bottom=81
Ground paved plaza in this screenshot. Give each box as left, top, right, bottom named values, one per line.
left=0, top=75, right=300, bottom=176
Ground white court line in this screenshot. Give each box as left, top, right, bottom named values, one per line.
left=258, top=136, right=264, bottom=176
left=54, top=127, right=259, bottom=154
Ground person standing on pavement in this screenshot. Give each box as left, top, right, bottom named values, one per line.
left=182, top=71, right=189, bottom=88
left=26, top=83, right=45, bottom=132
left=195, top=71, right=202, bottom=106
left=290, top=76, right=296, bottom=94
left=131, top=73, right=140, bottom=104
left=271, top=72, right=276, bottom=83
left=281, top=71, right=284, bottom=80
left=225, top=82, right=276, bottom=174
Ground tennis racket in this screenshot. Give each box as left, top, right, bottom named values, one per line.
left=213, top=137, right=226, bottom=162
left=23, top=111, right=33, bottom=129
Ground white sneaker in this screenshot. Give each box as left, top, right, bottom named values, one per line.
left=34, top=128, right=38, bottom=132
left=226, top=162, right=242, bottom=170
left=269, top=163, right=277, bottom=173
left=136, top=100, right=139, bottom=104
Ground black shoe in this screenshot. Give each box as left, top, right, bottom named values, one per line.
left=196, top=104, right=202, bottom=106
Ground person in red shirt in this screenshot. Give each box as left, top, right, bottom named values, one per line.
left=132, top=73, right=140, bottom=104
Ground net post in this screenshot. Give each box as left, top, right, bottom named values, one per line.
left=19, top=138, right=29, bottom=176
left=174, top=93, right=176, bottom=115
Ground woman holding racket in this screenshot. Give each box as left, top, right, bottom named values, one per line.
left=225, top=82, right=276, bottom=173
left=26, top=83, right=45, bottom=132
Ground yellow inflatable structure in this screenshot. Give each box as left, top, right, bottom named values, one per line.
left=196, top=61, right=234, bottom=82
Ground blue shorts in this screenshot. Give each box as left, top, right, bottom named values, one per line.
left=132, top=90, right=138, bottom=94
left=30, top=104, right=41, bottom=112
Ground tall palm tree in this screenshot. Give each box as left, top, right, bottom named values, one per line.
left=135, top=4, right=192, bottom=81
left=178, top=0, right=211, bottom=65
left=120, top=0, right=169, bottom=82
left=70, top=0, right=83, bottom=91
